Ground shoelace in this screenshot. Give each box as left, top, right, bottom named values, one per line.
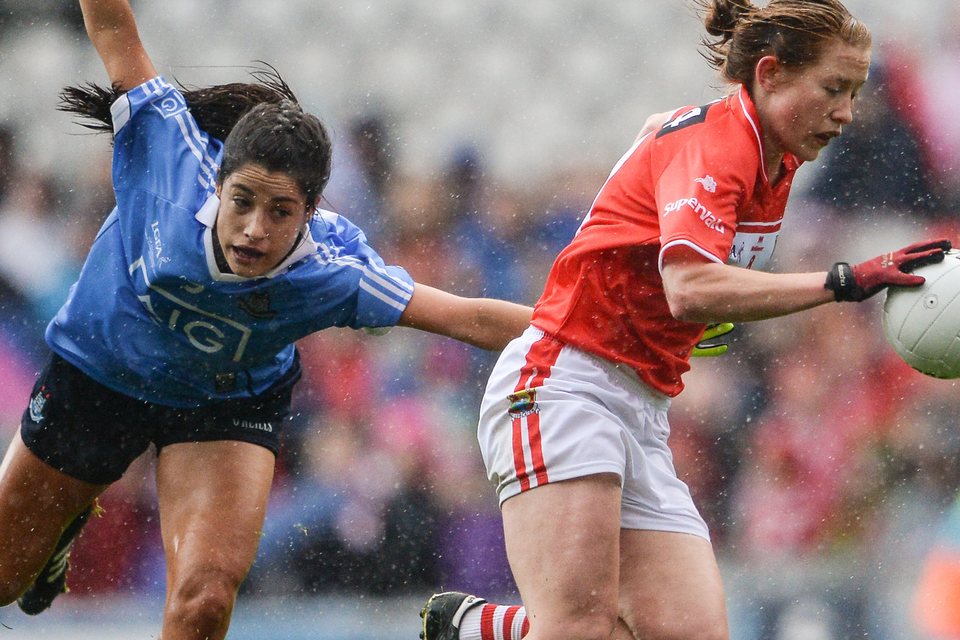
left=42, top=548, right=70, bottom=584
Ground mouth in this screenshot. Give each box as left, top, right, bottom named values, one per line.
left=814, top=132, right=840, bottom=147
left=230, top=245, right=266, bottom=266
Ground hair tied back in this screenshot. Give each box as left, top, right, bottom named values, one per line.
left=703, top=0, right=756, bottom=38
left=273, top=100, right=304, bottom=135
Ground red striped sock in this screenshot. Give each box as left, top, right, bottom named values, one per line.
left=460, top=604, right=529, bottom=640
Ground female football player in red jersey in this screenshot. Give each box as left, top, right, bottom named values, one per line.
left=420, top=2, right=951, bottom=640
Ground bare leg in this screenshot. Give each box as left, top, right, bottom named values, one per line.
left=0, top=430, right=106, bottom=604
left=617, top=529, right=728, bottom=640
left=501, top=473, right=623, bottom=640
left=498, top=474, right=727, bottom=640
left=155, top=440, right=274, bottom=640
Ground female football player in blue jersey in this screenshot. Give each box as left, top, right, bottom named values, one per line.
left=0, top=1, right=531, bottom=638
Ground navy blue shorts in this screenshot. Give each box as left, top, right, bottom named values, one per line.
left=20, top=352, right=299, bottom=485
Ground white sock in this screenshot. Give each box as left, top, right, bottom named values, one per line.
left=458, top=603, right=529, bottom=640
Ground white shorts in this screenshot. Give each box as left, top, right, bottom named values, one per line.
left=478, top=326, right=710, bottom=540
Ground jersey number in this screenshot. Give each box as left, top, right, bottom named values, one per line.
left=656, top=104, right=712, bottom=138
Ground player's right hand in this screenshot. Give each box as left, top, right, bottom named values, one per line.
left=825, top=239, right=952, bottom=302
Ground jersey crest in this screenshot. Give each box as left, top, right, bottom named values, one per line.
left=507, top=389, right=539, bottom=418
left=238, top=291, right=279, bottom=320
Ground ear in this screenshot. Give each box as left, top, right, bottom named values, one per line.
left=755, top=55, right=785, bottom=93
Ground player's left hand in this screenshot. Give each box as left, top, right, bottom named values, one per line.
left=692, top=322, right=735, bottom=357
left=825, top=239, right=952, bottom=302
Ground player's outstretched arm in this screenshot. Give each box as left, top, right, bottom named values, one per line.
left=661, top=240, right=952, bottom=323
left=79, top=0, right=157, bottom=92
left=396, top=283, right=532, bottom=351
left=661, top=245, right=833, bottom=323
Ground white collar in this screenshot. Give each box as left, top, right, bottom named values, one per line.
left=196, top=193, right=319, bottom=282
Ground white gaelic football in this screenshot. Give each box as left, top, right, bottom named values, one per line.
left=883, top=249, right=960, bottom=379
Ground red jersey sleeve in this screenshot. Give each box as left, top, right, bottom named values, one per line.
left=654, top=108, right=759, bottom=269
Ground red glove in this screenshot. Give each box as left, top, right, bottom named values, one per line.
left=825, top=239, right=952, bottom=302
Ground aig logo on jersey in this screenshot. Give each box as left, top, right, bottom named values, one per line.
left=507, top=389, right=539, bottom=418
left=130, top=258, right=253, bottom=362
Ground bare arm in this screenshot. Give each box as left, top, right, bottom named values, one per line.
left=396, top=283, right=533, bottom=351
left=79, top=0, right=157, bottom=91
left=660, top=246, right=834, bottom=323
left=635, top=111, right=672, bottom=143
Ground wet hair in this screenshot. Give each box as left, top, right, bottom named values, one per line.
left=696, top=0, right=872, bottom=87
left=58, top=66, right=331, bottom=206
left=218, top=99, right=331, bottom=207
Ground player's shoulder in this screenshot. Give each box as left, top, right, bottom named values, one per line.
left=112, top=77, right=187, bottom=132
left=657, top=96, right=754, bottom=147
left=311, top=208, right=370, bottom=243
left=653, top=94, right=761, bottom=178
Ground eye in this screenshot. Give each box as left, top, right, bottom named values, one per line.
left=231, top=195, right=251, bottom=209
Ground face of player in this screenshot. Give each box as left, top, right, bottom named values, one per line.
left=757, top=39, right=871, bottom=170
left=214, top=163, right=313, bottom=278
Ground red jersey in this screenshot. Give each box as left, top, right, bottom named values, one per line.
left=531, top=87, right=801, bottom=397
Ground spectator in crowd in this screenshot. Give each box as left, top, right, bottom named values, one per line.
left=321, top=113, right=395, bottom=244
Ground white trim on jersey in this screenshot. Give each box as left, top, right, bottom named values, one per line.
left=736, top=219, right=783, bottom=230
left=737, top=88, right=768, bottom=184
left=363, top=266, right=414, bottom=298
left=194, top=194, right=323, bottom=282
left=318, top=209, right=341, bottom=226
left=175, top=113, right=218, bottom=190
left=657, top=238, right=724, bottom=274
left=111, top=93, right=132, bottom=134
left=145, top=77, right=166, bottom=96
left=358, top=280, right=408, bottom=312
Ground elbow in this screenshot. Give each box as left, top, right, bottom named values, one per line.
left=663, top=285, right=710, bottom=323
left=665, top=292, right=698, bottom=322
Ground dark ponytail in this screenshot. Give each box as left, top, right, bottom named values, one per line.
left=59, top=65, right=332, bottom=206
left=57, top=66, right=299, bottom=142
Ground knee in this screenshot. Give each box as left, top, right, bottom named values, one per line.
left=165, top=565, right=245, bottom=632
left=571, top=615, right=619, bottom=640
left=540, top=606, right=619, bottom=640
left=0, top=579, right=27, bottom=607
left=0, top=559, right=43, bottom=606
left=622, top=611, right=728, bottom=640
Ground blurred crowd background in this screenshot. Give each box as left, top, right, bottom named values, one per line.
left=1, top=1, right=960, bottom=639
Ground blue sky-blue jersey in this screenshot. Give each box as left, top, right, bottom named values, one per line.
left=46, top=77, right=414, bottom=407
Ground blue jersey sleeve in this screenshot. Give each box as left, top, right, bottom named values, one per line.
left=306, top=210, right=415, bottom=330
left=110, top=77, right=222, bottom=208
